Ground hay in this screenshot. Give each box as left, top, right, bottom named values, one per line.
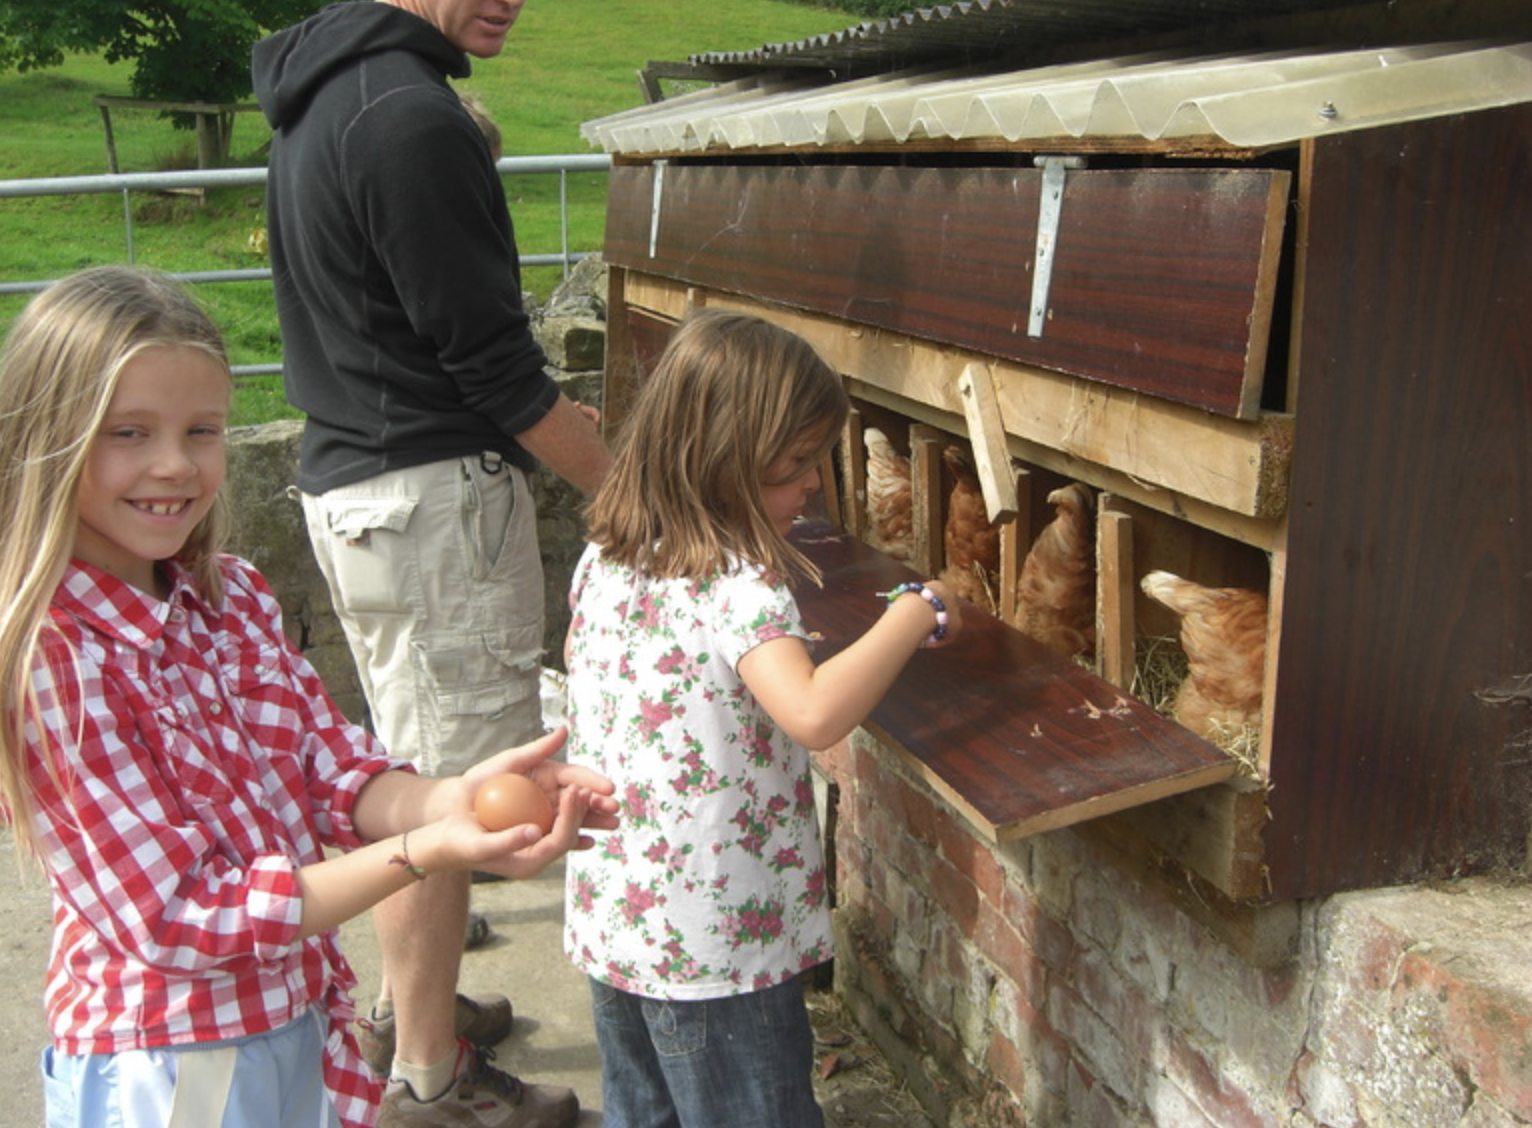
left=1133, top=635, right=1262, bottom=780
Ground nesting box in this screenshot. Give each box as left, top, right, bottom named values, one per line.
left=586, top=33, right=1532, bottom=916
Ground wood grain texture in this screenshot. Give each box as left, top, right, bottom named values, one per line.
left=605, top=161, right=1288, bottom=418
left=790, top=520, right=1234, bottom=841
left=1265, top=105, right=1532, bottom=899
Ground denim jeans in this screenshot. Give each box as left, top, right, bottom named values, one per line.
left=589, top=975, right=826, bottom=1128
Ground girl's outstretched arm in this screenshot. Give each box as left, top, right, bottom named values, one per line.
left=294, top=727, right=618, bottom=939
left=738, top=579, right=963, bottom=750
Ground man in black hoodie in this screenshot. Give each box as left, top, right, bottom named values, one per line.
left=252, top=2, right=608, bottom=1126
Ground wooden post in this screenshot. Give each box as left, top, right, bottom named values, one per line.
left=910, top=423, right=943, bottom=577
left=1097, top=499, right=1136, bottom=689
left=97, top=101, right=120, bottom=174
left=841, top=406, right=865, bottom=538
left=998, top=463, right=1031, bottom=623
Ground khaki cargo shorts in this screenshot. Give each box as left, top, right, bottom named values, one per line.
left=301, top=454, right=545, bottom=777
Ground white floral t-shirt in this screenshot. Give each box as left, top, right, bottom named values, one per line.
left=563, top=543, right=833, bottom=1000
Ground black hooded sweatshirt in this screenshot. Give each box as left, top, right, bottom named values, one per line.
left=251, top=1, right=557, bottom=493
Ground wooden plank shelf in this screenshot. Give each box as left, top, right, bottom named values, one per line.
left=790, top=519, right=1237, bottom=841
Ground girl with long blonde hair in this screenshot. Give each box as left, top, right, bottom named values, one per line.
left=0, top=266, right=615, bottom=1128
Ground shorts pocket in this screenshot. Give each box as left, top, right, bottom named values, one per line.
left=313, top=496, right=421, bottom=616
left=414, top=628, right=542, bottom=721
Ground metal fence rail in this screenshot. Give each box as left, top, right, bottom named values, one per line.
left=0, top=154, right=612, bottom=375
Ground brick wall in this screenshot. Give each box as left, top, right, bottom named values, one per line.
left=816, top=730, right=1532, bottom=1128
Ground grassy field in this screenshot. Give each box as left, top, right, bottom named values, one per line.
left=0, top=0, right=854, bottom=424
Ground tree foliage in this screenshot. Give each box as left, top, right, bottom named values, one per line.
left=0, top=0, right=319, bottom=105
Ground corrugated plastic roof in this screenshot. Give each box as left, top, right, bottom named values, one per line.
left=583, top=39, right=1532, bottom=154
left=683, top=0, right=1366, bottom=72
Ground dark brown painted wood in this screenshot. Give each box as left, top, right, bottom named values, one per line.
left=1266, top=105, right=1532, bottom=899
left=790, top=520, right=1235, bottom=839
left=604, top=162, right=1288, bottom=418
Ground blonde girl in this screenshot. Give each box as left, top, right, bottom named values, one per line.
left=0, top=266, right=615, bottom=1128
left=563, top=308, right=962, bottom=1128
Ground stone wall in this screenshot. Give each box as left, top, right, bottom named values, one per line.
left=223, top=257, right=608, bottom=725
left=816, top=730, right=1532, bottom=1128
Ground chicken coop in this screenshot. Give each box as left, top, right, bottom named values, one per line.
left=583, top=4, right=1532, bottom=1120
left=587, top=0, right=1532, bottom=913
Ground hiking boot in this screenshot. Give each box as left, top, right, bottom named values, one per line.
left=378, top=1043, right=578, bottom=1128
left=357, top=992, right=514, bottom=1077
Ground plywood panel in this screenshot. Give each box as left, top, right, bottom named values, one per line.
left=790, top=520, right=1236, bottom=841
left=1267, top=104, right=1532, bottom=899
left=605, top=162, right=1289, bottom=418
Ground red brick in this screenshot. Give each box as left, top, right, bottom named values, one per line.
left=1164, top=1026, right=1281, bottom=1128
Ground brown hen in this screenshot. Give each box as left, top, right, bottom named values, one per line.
left=863, top=426, right=913, bottom=561
left=1140, top=570, right=1268, bottom=742
left=938, top=444, right=1001, bottom=612
left=1011, top=482, right=1096, bottom=658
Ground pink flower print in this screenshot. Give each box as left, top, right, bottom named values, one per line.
left=570, top=875, right=599, bottom=914
left=619, top=882, right=659, bottom=926
left=669, top=745, right=722, bottom=795
left=771, top=846, right=805, bottom=873
left=637, top=696, right=677, bottom=735
left=601, top=834, right=628, bottom=863
left=655, top=647, right=702, bottom=684
left=804, top=866, right=828, bottom=908
left=723, top=896, right=785, bottom=948
left=652, top=931, right=706, bottom=981
left=623, top=782, right=656, bottom=825
left=794, top=776, right=815, bottom=812
left=633, top=592, right=662, bottom=630
left=738, top=721, right=774, bottom=767
left=643, top=838, right=690, bottom=877
left=618, top=654, right=636, bottom=683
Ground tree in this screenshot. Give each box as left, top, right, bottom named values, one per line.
left=0, top=0, right=318, bottom=107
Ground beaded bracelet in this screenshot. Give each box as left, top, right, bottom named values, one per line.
left=388, top=831, right=427, bottom=882
left=878, top=582, right=949, bottom=647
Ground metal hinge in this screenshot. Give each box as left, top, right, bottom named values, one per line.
left=1029, top=155, right=1086, bottom=338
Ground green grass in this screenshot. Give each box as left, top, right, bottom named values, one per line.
left=0, top=0, right=854, bottom=424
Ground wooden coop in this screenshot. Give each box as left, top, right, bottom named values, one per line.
left=585, top=3, right=1532, bottom=928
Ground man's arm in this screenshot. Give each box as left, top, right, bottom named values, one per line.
left=515, top=392, right=612, bottom=495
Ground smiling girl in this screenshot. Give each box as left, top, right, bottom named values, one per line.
left=0, top=266, right=616, bottom=1128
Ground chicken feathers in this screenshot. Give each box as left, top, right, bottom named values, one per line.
left=938, top=444, right=1001, bottom=612
left=1011, top=482, right=1096, bottom=658
left=1140, top=570, right=1268, bottom=742
left=863, top=426, right=913, bottom=561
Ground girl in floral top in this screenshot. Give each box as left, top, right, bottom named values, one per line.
left=0, top=266, right=616, bottom=1128
left=564, top=309, right=963, bottom=1127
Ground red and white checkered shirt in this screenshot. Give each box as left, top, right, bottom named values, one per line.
left=24, top=555, right=408, bottom=1128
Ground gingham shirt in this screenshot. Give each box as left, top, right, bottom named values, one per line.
left=24, top=555, right=406, bottom=1128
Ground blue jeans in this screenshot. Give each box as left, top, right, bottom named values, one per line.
left=589, top=976, right=826, bottom=1128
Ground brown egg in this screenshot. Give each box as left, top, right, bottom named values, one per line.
left=473, top=773, right=554, bottom=834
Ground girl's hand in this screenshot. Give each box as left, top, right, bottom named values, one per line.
left=435, top=726, right=620, bottom=833
left=425, top=781, right=611, bottom=881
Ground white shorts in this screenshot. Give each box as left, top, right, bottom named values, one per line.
left=302, top=454, right=546, bottom=776
left=43, top=1009, right=337, bottom=1128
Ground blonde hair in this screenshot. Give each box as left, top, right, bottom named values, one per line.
left=0, top=266, right=231, bottom=858
left=586, top=308, right=848, bottom=583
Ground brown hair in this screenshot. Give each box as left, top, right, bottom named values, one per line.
left=585, top=308, right=848, bottom=583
